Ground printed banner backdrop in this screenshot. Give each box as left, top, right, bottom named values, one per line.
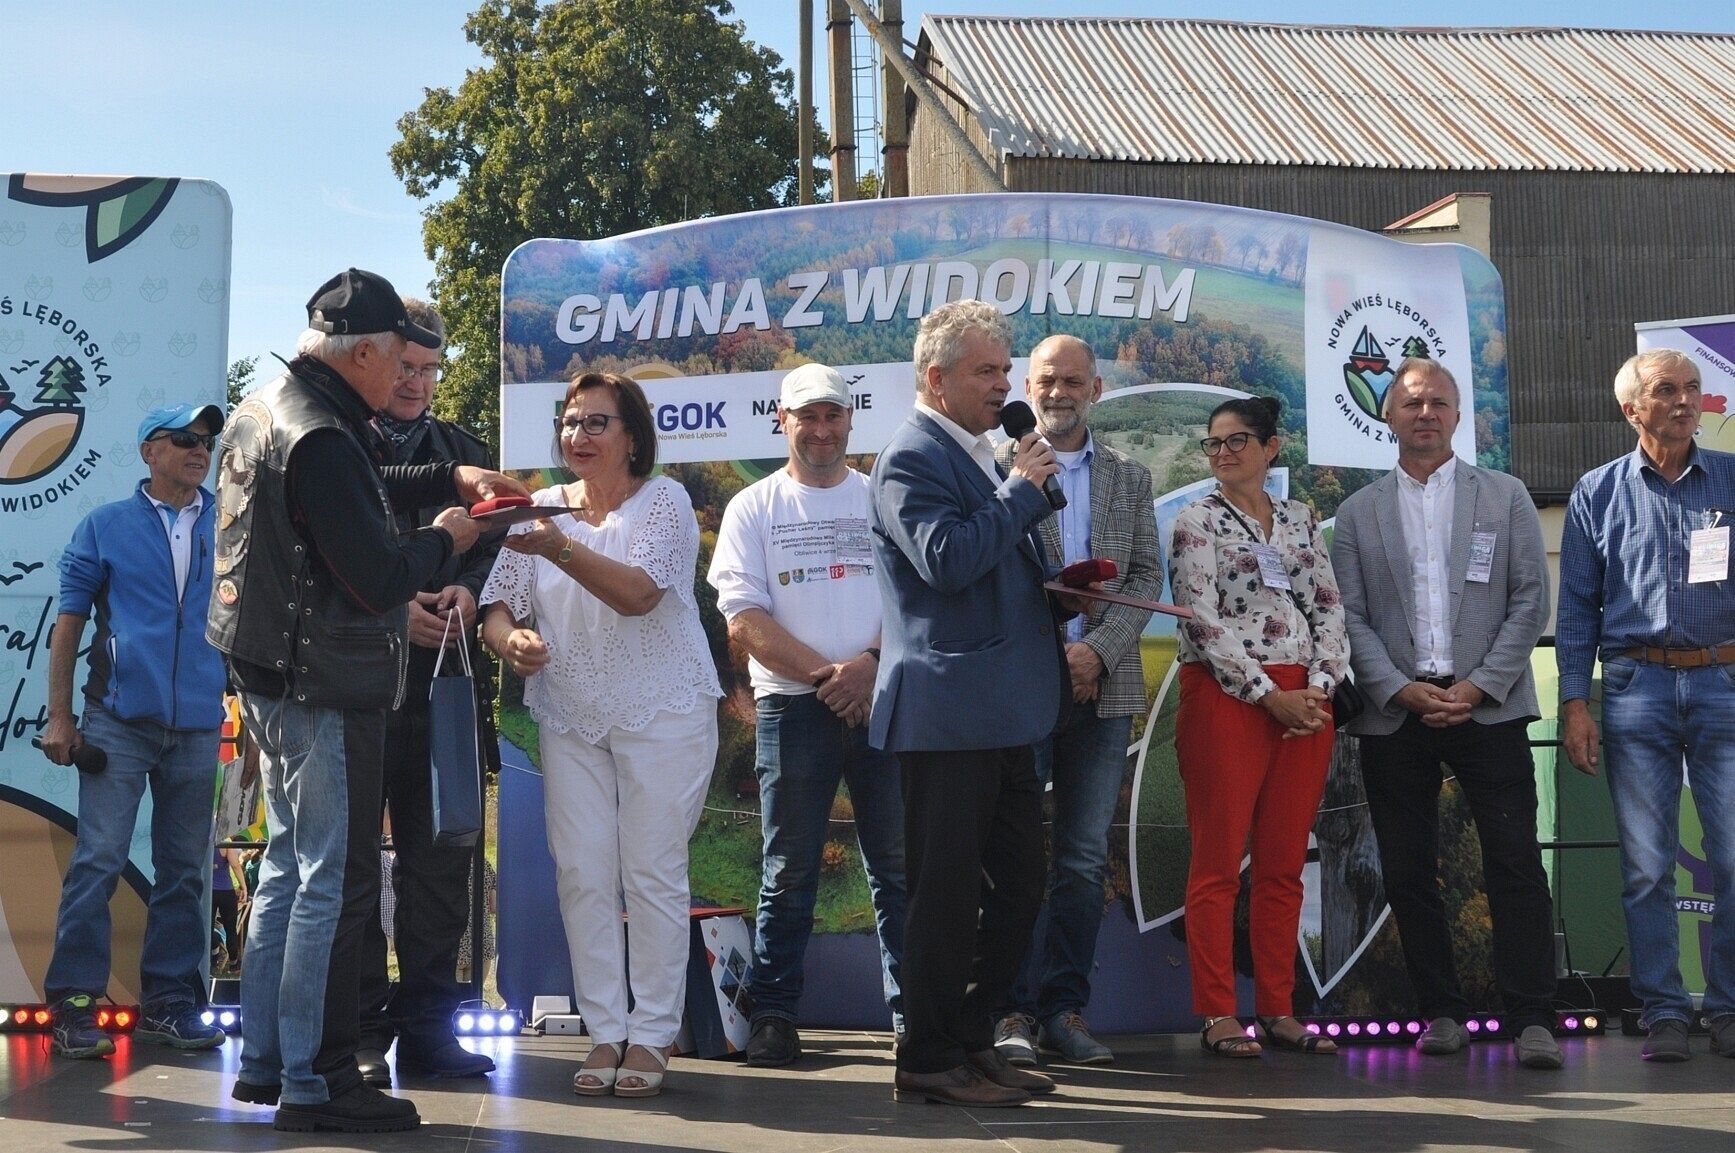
left=0, top=174, right=231, bottom=1002
left=495, top=193, right=1511, bottom=1028
left=1633, top=314, right=1734, bottom=994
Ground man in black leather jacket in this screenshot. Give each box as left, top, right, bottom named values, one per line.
left=356, top=298, right=501, bottom=1085
left=209, top=269, right=522, bottom=1134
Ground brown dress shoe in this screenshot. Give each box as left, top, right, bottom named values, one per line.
left=894, top=1064, right=1030, bottom=1107
left=968, top=1048, right=1057, bottom=1093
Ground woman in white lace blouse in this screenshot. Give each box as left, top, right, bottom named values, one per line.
left=1168, top=395, right=1347, bottom=1060
left=479, top=372, right=722, bottom=1099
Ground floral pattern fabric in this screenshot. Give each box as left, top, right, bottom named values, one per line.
left=1168, top=491, right=1349, bottom=703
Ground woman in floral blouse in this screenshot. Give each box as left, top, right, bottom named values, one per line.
left=1169, top=395, right=1348, bottom=1058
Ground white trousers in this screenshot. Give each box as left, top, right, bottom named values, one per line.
left=539, top=705, right=718, bottom=1047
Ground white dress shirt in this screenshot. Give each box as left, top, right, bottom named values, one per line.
left=146, top=489, right=203, bottom=602
left=1396, top=456, right=1456, bottom=676
left=917, top=400, right=1002, bottom=487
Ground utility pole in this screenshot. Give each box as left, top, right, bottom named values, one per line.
left=799, top=0, right=814, bottom=204
left=827, top=0, right=857, bottom=201
left=880, top=0, right=907, bottom=197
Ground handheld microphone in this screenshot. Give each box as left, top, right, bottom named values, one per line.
left=32, top=736, right=108, bottom=775
left=1059, top=558, right=1118, bottom=588
left=998, top=401, right=1067, bottom=510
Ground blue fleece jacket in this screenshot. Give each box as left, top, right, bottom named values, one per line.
left=58, top=481, right=226, bottom=730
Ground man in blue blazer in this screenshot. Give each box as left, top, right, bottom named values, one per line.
left=870, top=299, right=1071, bottom=1107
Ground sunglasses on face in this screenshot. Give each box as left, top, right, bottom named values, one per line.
left=150, top=430, right=216, bottom=451
left=1200, top=432, right=1260, bottom=456
left=557, top=413, right=620, bottom=437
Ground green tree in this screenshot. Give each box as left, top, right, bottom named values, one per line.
left=33, top=356, right=86, bottom=406
left=391, top=0, right=822, bottom=446
left=228, top=355, right=258, bottom=412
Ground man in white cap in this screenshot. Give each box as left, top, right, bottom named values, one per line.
left=708, top=363, right=906, bottom=1067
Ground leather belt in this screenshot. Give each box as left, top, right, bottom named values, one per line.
left=1623, top=644, right=1735, bottom=669
left=1416, top=675, right=1456, bottom=689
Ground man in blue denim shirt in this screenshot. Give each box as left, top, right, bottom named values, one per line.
left=707, top=363, right=906, bottom=1068
left=1559, top=347, right=1735, bottom=1063
left=41, top=402, right=229, bottom=1058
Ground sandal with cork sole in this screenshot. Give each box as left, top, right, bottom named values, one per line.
left=572, top=1041, right=625, bottom=1096
left=614, top=1043, right=671, bottom=1098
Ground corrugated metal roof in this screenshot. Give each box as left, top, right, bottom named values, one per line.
left=920, top=17, right=1735, bottom=173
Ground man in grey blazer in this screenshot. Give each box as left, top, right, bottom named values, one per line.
left=1331, top=358, right=1562, bottom=1069
left=870, top=300, right=1073, bottom=1107
left=990, top=335, right=1160, bottom=1067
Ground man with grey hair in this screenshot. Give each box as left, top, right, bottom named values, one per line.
left=355, top=297, right=502, bottom=1085
left=991, top=334, right=1160, bottom=1067
left=1559, top=347, right=1735, bottom=1063
left=869, top=299, right=1073, bottom=1107
left=1332, top=357, right=1561, bottom=1069
left=209, top=269, right=523, bottom=1131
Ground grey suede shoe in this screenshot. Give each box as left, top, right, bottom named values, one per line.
left=1418, top=1016, right=1467, bottom=1055
left=1642, top=1019, right=1691, bottom=1062
left=1514, top=1025, right=1563, bottom=1069
left=1039, top=1011, right=1114, bottom=1065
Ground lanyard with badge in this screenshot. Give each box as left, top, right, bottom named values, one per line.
left=1690, top=509, right=1732, bottom=585
left=1212, top=493, right=1292, bottom=590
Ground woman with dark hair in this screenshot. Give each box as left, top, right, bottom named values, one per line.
left=1168, top=395, right=1348, bottom=1058
left=479, top=371, right=721, bottom=1098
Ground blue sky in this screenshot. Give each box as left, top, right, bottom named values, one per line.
left=3, top=1, right=1728, bottom=380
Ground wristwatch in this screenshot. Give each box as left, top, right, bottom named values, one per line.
left=556, top=539, right=573, bottom=564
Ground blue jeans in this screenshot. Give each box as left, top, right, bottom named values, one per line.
left=45, top=703, right=219, bottom=1010
left=748, top=691, right=906, bottom=1028
left=1004, top=699, right=1132, bottom=1022
left=1600, top=657, right=1735, bottom=1027
left=237, top=695, right=383, bottom=1105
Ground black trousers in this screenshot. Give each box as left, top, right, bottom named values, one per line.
left=358, top=703, right=474, bottom=1050
left=896, top=745, right=1045, bottom=1074
left=213, top=889, right=240, bottom=966
left=1359, top=715, right=1557, bottom=1031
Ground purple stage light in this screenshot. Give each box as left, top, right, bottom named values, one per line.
left=1406, top=1021, right=1422, bottom=1035
left=1326, top=1023, right=1342, bottom=1037
left=1367, top=1022, right=1382, bottom=1036
left=1347, top=1022, right=1362, bottom=1036
left=1563, top=1017, right=1580, bottom=1031
left=1465, top=1019, right=1481, bottom=1033
left=1306, top=1023, right=1321, bottom=1035
left=1485, top=1018, right=1500, bottom=1033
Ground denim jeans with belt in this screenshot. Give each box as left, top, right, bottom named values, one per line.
left=45, top=702, right=219, bottom=1010
left=748, top=691, right=907, bottom=1029
left=1003, top=697, right=1132, bottom=1022
left=1600, top=656, right=1735, bottom=1027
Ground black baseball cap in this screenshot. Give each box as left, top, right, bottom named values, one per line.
left=306, top=268, right=440, bottom=348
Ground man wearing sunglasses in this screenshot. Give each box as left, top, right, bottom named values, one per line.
left=355, top=298, right=501, bottom=1085
left=41, top=402, right=230, bottom=1060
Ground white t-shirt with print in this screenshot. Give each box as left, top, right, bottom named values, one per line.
left=707, top=468, right=882, bottom=698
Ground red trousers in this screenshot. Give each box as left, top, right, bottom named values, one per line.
left=1175, top=662, right=1334, bottom=1017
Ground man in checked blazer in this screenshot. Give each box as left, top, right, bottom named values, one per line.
left=990, top=335, right=1161, bottom=1067
left=1330, top=358, right=1562, bottom=1070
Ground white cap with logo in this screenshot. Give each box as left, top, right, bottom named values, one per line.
left=779, top=363, right=851, bottom=411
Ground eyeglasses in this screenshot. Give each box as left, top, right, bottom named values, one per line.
left=398, top=362, right=440, bottom=382
left=557, top=413, right=620, bottom=437
left=150, top=430, right=216, bottom=451
left=1200, top=432, right=1259, bottom=457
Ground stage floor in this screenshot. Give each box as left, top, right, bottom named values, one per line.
left=3, top=1028, right=1733, bottom=1152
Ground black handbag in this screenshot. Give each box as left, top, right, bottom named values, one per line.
left=1330, top=673, right=1367, bottom=725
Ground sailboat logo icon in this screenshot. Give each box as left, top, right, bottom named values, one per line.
left=1341, top=325, right=1433, bottom=421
